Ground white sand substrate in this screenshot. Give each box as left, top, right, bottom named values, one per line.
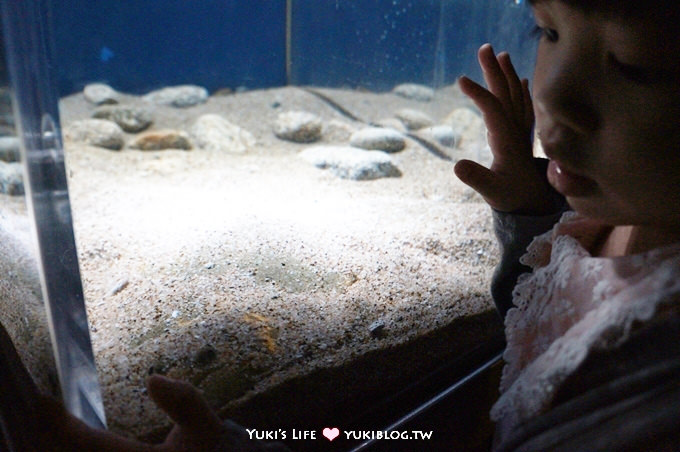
left=1, top=84, right=502, bottom=437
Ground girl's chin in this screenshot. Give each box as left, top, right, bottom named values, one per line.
left=562, top=197, right=622, bottom=226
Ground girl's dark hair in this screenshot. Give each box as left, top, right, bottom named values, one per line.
left=527, top=0, right=679, bottom=21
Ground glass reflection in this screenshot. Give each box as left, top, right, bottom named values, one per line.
left=0, top=26, right=59, bottom=399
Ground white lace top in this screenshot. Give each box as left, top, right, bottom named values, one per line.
left=490, top=211, right=680, bottom=442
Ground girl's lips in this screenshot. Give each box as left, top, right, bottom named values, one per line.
left=547, top=160, right=598, bottom=197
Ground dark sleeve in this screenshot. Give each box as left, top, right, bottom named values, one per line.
left=0, top=321, right=45, bottom=451
left=495, top=308, right=680, bottom=452
left=490, top=158, right=568, bottom=318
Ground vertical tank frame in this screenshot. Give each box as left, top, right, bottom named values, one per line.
left=0, top=0, right=106, bottom=429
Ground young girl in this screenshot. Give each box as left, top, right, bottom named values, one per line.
left=455, top=0, right=680, bottom=449
left=3, top=1, right=679, bottom=450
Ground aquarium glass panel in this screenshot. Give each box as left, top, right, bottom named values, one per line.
left=0, top=0, right=106, bottom=431
left=289, top=0, right=536, bottom=89
left=5, top=0, right=536, bottom=444
left=0, top=18, right=60, bottom=407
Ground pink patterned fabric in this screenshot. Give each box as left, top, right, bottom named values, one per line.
left=491, top=211, right=680, bottom=442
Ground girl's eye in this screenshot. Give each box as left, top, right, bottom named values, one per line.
left=530, top=25, right=558, bottom=42
left=608, top=54, right=651, bottom=84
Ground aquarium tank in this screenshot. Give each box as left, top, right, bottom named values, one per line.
left=0, top=0, right=536, bottom=449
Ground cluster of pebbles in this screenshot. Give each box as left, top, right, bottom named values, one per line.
left=0, top=88, right=22, bottom=196
left=64, top=82, right=487, bottom=182
left=0, top=83, right=491, bottom=196
left=3, top=80, right=502, bottom=438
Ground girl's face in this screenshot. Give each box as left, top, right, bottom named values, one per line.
left=531, top=1, right=680, bottom=232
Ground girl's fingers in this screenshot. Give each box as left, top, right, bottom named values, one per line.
left=478, top=44, right=512, bottom=117
left=458, top=76, right=518, bottom=158
left=455, top=45, right=541, bottom=212
left=146, top=374, right=222, bottom=435
left=454, top=159, right=506, bottom=208
left=497, top=52, right=525, bottom=125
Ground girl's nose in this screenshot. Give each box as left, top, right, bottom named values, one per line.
left=533, top=49, right=600, bottom=136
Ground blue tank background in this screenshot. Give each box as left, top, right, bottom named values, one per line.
left=52, top=0, right=536, bottom=96
left=290, top=0, right=536, bottom=90
left=52, top=0, right=287, bottom=95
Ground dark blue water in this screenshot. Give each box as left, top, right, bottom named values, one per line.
left=52, top=0, right=536, bottom=96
